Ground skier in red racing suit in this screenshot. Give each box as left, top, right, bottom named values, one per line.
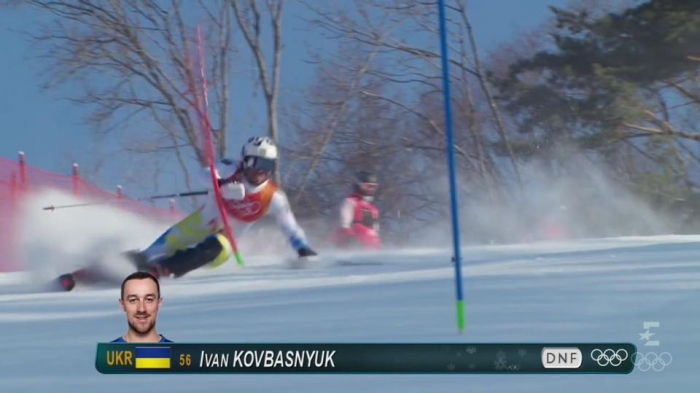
left=331, top=171, right=381, bottom=250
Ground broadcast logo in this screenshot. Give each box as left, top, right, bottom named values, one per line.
left=639, top=321, right=660, bottom=347
left=590, top=348, right=628, bottom=367
left=632, top=351, right=672, bottom=372
left=634, top=321, right=672, bottom=372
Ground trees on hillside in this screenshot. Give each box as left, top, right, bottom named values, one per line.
left=492, top=0, right=700, bottom=223
left=20, top=0, right=288, bottom=186
left=10, top=0, right=700, bottom=242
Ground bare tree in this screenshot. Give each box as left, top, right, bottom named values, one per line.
left=281, top=34, right=450, bottom=243
left=19, top=0, right=234, bottom=192
left=451, top=0, right=521, bottom=188
left=229, top=0, right=284, bottom=184
left=290, top=44, right=382, bottom=205
left=300, top=0, right=520, bottom=197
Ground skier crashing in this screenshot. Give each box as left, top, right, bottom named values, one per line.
left=55, top=136, right=318, bottom=291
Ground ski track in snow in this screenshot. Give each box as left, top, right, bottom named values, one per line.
left=0, top=235, right=697, bottom=392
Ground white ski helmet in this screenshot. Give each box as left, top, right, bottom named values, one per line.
left=241, top=136, right=278, bottom=173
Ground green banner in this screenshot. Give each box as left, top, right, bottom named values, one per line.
left=95, top=343, right=636, bottom=374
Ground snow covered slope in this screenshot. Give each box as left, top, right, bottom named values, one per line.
left=0, top=235, right=696, bottom=393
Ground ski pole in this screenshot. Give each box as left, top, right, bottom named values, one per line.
left=42, top=190, right=209, bottom=210
left=138, top=190, right=209, bottom=200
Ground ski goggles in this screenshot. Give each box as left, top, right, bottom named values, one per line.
left=359, top=182, right=378, bottom=192
left=243, top=156, right=276, bottom=173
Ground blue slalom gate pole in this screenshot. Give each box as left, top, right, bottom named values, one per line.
left=437, top=0, right=465, bottom=333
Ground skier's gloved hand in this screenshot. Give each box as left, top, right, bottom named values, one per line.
left=220, top=181, right=245, bottom=200
left=297, top=246, right=318, bottom=258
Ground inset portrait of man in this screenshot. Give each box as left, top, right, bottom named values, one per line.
left=112, top=271, right=172, bottom=343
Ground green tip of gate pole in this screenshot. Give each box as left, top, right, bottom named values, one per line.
left=456, top=299, right=465, bottom=333
left=234, top=251, right=245, bottom=267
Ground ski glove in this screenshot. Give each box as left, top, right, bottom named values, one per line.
left=220, top=181, right=245, bottom=201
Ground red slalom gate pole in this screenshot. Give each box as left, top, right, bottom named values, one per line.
left=194, top=23, right=244, bottom=267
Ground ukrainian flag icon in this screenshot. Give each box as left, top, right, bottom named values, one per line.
left=134, top=346, right=171, bottom=369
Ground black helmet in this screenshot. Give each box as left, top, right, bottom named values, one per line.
left=354, top=170, right=378, bottom=196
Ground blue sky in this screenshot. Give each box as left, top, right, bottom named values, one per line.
left=0, top=0, right=570, bottom=202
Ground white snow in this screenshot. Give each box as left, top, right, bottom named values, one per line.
left=0, top=190, right=694, bottom=392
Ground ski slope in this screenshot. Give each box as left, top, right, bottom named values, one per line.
left=0, top=235, right=696, bottom=392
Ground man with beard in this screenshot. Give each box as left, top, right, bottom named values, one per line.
left=112, top=271, right=172, bottom=343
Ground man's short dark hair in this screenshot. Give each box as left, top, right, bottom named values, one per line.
left=121, top=271, right=160, bottom=299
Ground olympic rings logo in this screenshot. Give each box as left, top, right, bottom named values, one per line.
left=632, top=352, right=672, bottom=372
left=590, top=349, right=628, bottom=367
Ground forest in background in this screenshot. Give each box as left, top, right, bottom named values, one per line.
left=4, top=0, right=700, bottom=247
